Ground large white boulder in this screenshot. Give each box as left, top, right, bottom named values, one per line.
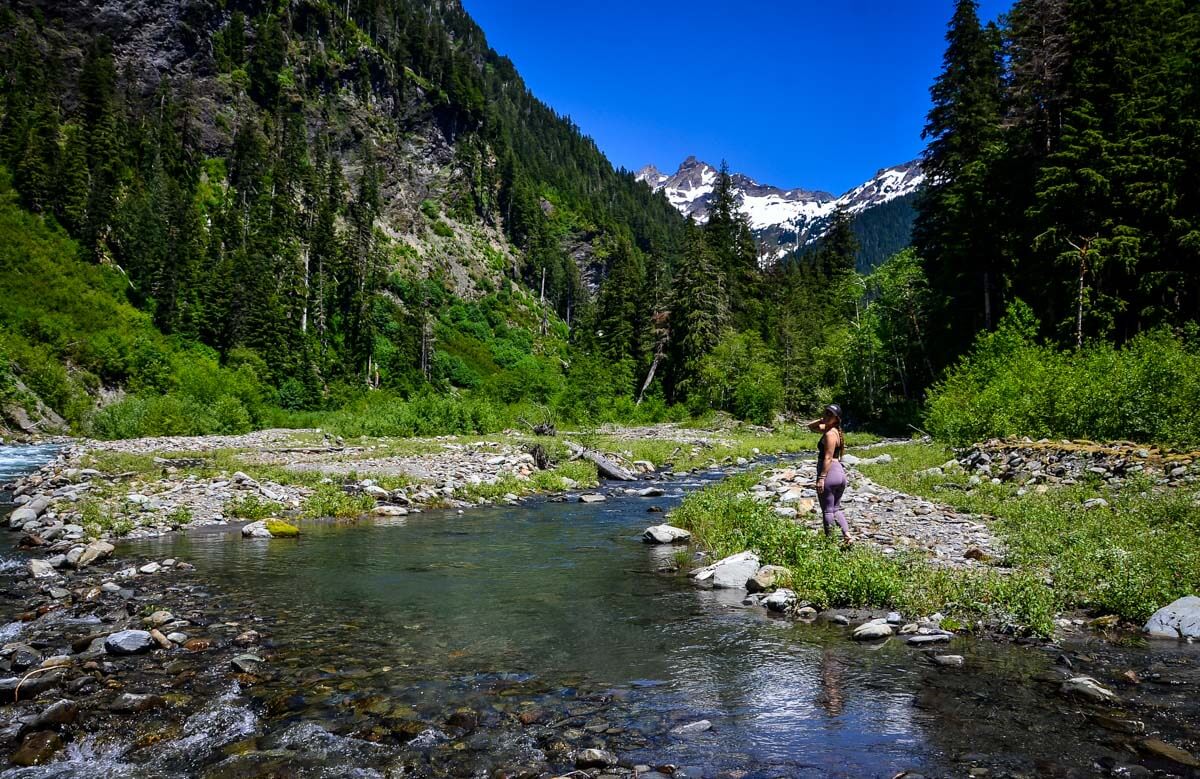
left=1144, top=596, right=1200, bottom=639
left=689, top=551, right=760, bottom=589
left=642, top=524, right=691, bottom=544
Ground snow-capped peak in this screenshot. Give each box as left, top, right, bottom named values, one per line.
left=636, top=157, right=925, bottom=264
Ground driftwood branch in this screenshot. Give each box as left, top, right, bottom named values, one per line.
left=563, top=441, right=635, bottom=481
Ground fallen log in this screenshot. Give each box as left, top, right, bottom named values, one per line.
left=564, top=441, right=636, bottom=481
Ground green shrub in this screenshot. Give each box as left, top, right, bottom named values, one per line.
left=225, top=495, right=283, bottom=520
left=693, top=330, right=784, bottom=425
left=302, top=484, right=374, bottom=518
left=926, top=302, right=1200, bottom=445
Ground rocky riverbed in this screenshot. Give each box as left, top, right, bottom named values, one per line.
left=3, top=432, right=1200, bottom=775
left=744, top=458, right=1004, bottom=568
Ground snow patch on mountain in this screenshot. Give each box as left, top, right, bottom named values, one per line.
left=635, top=157, right=925, bottom=263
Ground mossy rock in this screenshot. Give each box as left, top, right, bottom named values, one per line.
left=264, top=519, right=300, bottom=538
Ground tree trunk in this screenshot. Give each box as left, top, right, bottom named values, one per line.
left=564, top=441, right=636, bottom=481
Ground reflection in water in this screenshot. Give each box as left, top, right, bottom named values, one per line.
left=819, top=647, right=845, bottom=717
left=120, top=485, right=942, bottom=775
left=105, top=474, right=1200, bottom=778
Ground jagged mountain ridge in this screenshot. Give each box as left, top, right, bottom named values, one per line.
left=637, top=156, right=924, bottom=267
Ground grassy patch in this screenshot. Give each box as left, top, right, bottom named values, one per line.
left=670, top=470, right=1057, bottom=635
left=858, top=442, right=1200, bottom=625
left=225, top=495, right=283, bottom=520
left=79, top=500, right=134, bottom=539
left=452, top=460, right=599, bottom=502
left=302, top=484, right=375, bottom=518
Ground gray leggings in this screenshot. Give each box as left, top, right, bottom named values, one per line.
left=819, top=460, right=850, bottom=537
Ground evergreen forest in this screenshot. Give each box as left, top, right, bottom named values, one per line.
left=0, top=0, right=1198, bottom=445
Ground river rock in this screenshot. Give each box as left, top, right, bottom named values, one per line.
left=138, top=562, right=161, bottom=575
left=240, top=519, right=301, bottom=539
left=109, top=693, right=165, bottom=713
left=8, top=507, right=37, bottom=528
left=231, top=654, right=265, bottom=674
left=76, top=540, right=114, bottom=567
left=575, top=748, right=618, bottom=768
left=1061, top=676, right=1117, bottom=703
left=31, top=699, right=79, bottom=727
left=670, top=719, right=712, bottom=736
left=1138, top=738, right=1200, bottom=767
left=907, top=634, right=952, bottom=645
left=637, top=487, right=666, bottom=498
left=0, top=670, right=64, bottom=698
left=764, top=588, right=797, bottom=612
left=9, top=731, right=62, bottom=766
left=104, top=630, right=156, bottom=655
left=745, top=565, right=791, bottom=593
left=578, top=494, right=607, bottom=504
left=1143, top=596, right=1200, bottom=639
left=642, top=524, right=691, bottom=544
left=689, top=551, right=760, bottom=589
left=144, top=610, right=174, bottom=628
left=931, top=655, right=964, bottom=667
left=8, top=644, right=39, bottom=672
left=234, top=630, right=261, bottom=646
left=853, top=620, right=894, bottom=641
left=27, top=559, right=57, bottom=579
left=372, top=505, right=408, bottom=516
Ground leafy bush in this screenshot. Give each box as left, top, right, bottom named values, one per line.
left=925, top=301, right=1200, bottom=445
left=302, top=484, right=374, bottom=518
left=692, top=330, right=784, bottom=425
left=225, top=495, right=283, bottom=520
left=320, top=391, right=506, bottom=438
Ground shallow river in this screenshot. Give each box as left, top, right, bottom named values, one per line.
left=4, top=453, right=1198, bottom=778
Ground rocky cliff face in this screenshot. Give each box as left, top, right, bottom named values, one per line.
left=637, top=156, right=924, bottom=266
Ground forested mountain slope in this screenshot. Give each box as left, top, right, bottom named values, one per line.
left=0, top=0, right=686, bottom=433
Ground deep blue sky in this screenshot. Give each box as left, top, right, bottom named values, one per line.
left=462, top=1, right=1012, bottom=194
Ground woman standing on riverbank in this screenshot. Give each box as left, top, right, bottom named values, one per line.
left=808, top=404, right=853, bottom=545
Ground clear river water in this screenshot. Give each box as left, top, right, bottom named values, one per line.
left=3, top=450, right=1197, bottom=778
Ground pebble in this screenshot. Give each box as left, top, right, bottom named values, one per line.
left=104, top=630, right=157, bottom=656
left=575, top=748, right=618, bottom=768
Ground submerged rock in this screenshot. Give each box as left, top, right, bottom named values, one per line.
left=1143, top=595, right=1200, bottom=639
left=31, top=699, right=78, bottom=727
left=575, top=748, right=618, bottom=768
left=670, top=719, right=713, bottom=736
left=9, top=731, right=62, bottom=766
left=1061, top=676, right=1117, bottom=703
left=1138, top=738, right=1200, bottom=767
left=642, top=524, right=691, bottom=544
left=109, top=692, right=166, bottom=712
